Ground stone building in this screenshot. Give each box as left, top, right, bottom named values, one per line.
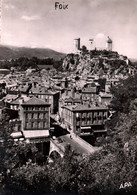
left=20, top=97, right=50, bottom=131
left=11, top=97, right=51, bottom=156
left=61, top=104, right=109, bottom=136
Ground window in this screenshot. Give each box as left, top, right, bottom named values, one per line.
left=87, top=112, right=90, bottom=119
left=99, top=112, right=103, bottom=116
left=76, top=127, right=80, bottom=133
left=44, top=122, right=47, bottom=128
left=40, top=121, right=43, bottom=128
left=93, top=112, right=97, bottom=119
left=32, top=113, right=34, bottom=119
left=26, top=113, right=28, bottom=119
left=31, top=122, right=34, bottom=128
left=38, top=122, right=40, bottom=129
left=45, top=107, right=48, bottom=111
left=34, top=122, right=37, bottom=128
left=28, top=113, right=32, bottom=119
left=34, top=113, right=37, bottom=119
left=26, top=122, right=29, bottom=129
left=103, top=112, right=107, bottom=119
left=36, top=106, right=39, bottom=111
left=26, top=122, right=31, bottom=129
left=40, top=113, right=43, bottom=118
left=28, top=107, right=31, bottom=110
left=44, top=113, right=47, bottom=119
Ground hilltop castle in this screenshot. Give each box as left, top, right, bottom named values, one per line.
left=73, top=34, right=112, bottom=54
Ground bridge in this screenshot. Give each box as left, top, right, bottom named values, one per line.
left=49, top=114, right=101, bottom=159
left=49, top=138, right=65, bottom=158
left=49, top=134, right=100, bottom=159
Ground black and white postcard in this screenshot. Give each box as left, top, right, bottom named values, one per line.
left=0, top=0, right=137, bottom=194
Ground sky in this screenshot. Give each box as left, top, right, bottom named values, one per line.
left=1, top=0, right=137, bottom=58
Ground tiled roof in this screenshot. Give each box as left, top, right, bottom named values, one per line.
left=22, top=97, right=50, bottom=105
left=83, top=82, right=98, bottom=88
left=82, top=87, right=96, bottom=93
left=89, top=82, right=96, bottom=87
left=10, top=96, right=30, bottom=105
left=4, top=94, right=18, bottom=101
left=100, top=93, right=112, bottom=98
left=30, top=86, right=58, bottom=95
left=10, top=98, right=20, bottom=105
left=65, top=97, right=81, bottom=103
left=63, top=104, right=108, bottom=111
left=18, top=85, right=29, bottom=92
left=30, top=86, right=46, bottom=94
left=48, top=90, right=59, bottom=95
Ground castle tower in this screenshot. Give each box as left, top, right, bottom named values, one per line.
left=106, top=36, right=112, bottom=51
left=73, top=38, right=80, bottom=53
left=89, top=39, right=94, bottom=50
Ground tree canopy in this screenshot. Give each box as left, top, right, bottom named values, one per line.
left=110, top=74, right=137, bottom=113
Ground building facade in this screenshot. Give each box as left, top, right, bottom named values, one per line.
left=10, top=97, right=51, bottom=157
left=20, top=97, right=50, bottom=132
left=61, top=104, right=109, bottom=136
left=29, top=86, right=60, bottom=114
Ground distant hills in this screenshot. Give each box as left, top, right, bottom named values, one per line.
left=0, top=45, right=66, bottom=60
left=129, top=58, right=137, bottom=63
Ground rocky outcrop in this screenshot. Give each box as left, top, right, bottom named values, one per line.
left=62, top=50, right=136, bottom=77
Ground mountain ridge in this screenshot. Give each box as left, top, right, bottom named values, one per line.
left=0, top=45, right=66, bottom=60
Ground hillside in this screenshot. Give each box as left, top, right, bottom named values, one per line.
left=62, top=50, right=136, bottom=77
left=0, top=45, right=66, bottom=60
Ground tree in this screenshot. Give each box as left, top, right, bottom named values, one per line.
left=110, top=74, right=137, bottom=113
left=9, top=163, right=50, bottom=194
left=48, top=145, right=81, bottom=193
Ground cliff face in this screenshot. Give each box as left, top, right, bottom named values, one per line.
left=62, top=50, right=136, bottom=77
